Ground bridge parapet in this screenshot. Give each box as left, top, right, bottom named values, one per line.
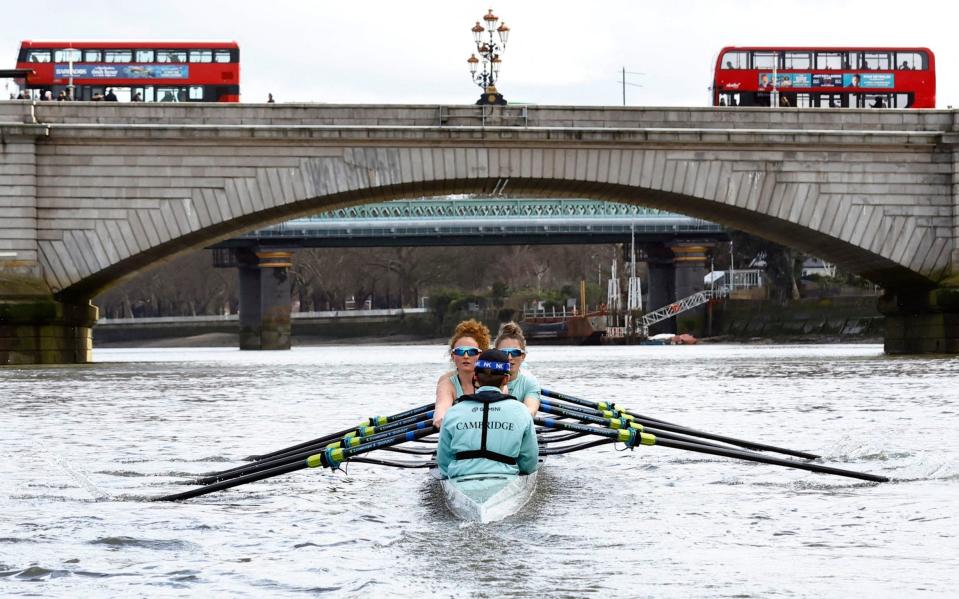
left=1, top=100, right=956, bottom=132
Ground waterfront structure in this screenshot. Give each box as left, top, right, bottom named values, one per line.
left=1, top=102, right=958, bottom=362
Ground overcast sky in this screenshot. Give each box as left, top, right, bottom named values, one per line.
left=2, top=0, right=956, bottom=107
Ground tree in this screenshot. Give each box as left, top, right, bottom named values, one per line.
left=729, top=231, right=804, bottom=303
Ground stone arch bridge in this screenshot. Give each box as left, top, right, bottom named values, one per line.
left=1, top=102, right=958, bottom=362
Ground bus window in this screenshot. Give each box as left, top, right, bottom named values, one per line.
left=752, top=51, right=778, bottom=69
left=812, top=93, right=839, bottom=108
left=136, top=50, right=155, bottom=63
left=718, top=92, right=740, bottom=106
left=895, top=52, right=925, bottom=70
left=189, top=50, right=213, bottom=63
left=109, top=88, right=133, bottom=102
left=721, top=51, right=747, bottom=69
left=157, top=50, right=187, bottom=63
left=84, top=50, right=101, bottom=62
left=104, top=50, right=132, bottom=63
left=158, top=87, right=180, bottom=102
left=214, top=50, right=232, bottom=63
left=54, top=49, right=81, bottom=62
left=188, top=86, right=204, bottom=100
left=794, top=93, right=811, bottom=108
left=863, top=52, right=890, bottom=70
left=783, top=52, right=810, bottom=69
left=844, top=52, right=860, bottom=70
left=816, top=52, right=842, bottom=70
left=27, top=50, right=51, bottom=62
left=143, top=87, right=156, bottom=102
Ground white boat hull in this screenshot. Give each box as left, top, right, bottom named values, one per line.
left=438, top=470, right=539, bottom=523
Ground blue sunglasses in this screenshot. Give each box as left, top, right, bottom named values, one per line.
left=451, top=346, right=481, bottom=357
left=500, top=348, right=526, bottom=358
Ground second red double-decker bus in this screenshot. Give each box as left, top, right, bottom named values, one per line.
left=14, top=40, right=239, bottom=102
left=712, top=46, right=935, bottom=109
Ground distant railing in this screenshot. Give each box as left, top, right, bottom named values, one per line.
left=706, top=269, right=764, bottom=291
left=97, top=307, right=428, bottom=325
left=302, top=199, right=681, bottom=220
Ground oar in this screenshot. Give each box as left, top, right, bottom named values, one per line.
left=538, top=400, right=750, bottom=452
left=534, top=417, right=888, bottom=483
left=155, top=426, right=438, bottom=502
left=244, top=402, right=435, bottom=462
left=539, top=438, right=615, bottom=455
left=541, top=388, right=820, bottom=460
left=192, top=418, right=435, bottom=485
left=237, top=409, right=436, bottom=468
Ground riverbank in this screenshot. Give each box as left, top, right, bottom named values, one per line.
left=93, top=296, right=884, bottom=349
left=94, top=331, right=883, bottom=349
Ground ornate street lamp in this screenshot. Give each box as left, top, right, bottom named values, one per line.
left=467, top=9, right=509, bottom=105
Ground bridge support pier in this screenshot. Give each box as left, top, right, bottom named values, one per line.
left=0, top=275, right=97, bottom=365
left=879, top=287, right=959, bottom=354
left=670, top=242, right=710, bottom=336
left=644, top=245, right=675, bottom=335
left=237, top=249, right=294, bottom=351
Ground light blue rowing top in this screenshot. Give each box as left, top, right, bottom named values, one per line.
left=507, top=371, right=541, bottom=404
left=449, top=372, right=466, bottom=399
left=436, top=385, right=540, bottom=478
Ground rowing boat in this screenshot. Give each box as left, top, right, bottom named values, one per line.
left=156, top=389, right=889, bottom=504
left=436, top=469, right=540, bottom=523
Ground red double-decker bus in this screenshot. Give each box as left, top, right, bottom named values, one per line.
left=712, top=46, right=935, bottom=109
left=14, top=40, right=239, bottom=102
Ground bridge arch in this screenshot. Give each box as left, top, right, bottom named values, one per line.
left=44, top=148, right=950, bottom=300
left=1, top=103, right=957, bottom=361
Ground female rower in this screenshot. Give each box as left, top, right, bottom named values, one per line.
left=494, top=321, right=540, bottom=417
left=433, top=319, right=492, bottom=427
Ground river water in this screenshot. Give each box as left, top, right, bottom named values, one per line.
left=1, top=344, right=957, bottom=597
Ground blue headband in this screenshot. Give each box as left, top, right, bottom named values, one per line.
left=475, top=359, right=510, bottom=373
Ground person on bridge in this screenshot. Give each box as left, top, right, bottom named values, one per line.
left=433, top=319, right=491, bottom=428
left=436, top=349, right=539, bottom=479
left=494, top=321, right=541, bottom=417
